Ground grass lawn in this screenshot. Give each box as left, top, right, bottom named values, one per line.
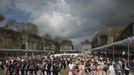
left=130, top=71, right=134, bottom=75
left=60, top=68, right=68, bottom=75
left=0, top=70, right=4, bottom=75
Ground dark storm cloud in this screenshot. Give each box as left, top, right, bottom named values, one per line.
left=68, top=0, right=134, bottom=25
left=0, top=0, right=134, bottom=48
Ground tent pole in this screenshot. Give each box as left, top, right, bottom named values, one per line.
left=113, top=45, right=114, bottom=61
left=105, top=48, right=107, bottom=57
left=127, top=43, right=130, bottom=66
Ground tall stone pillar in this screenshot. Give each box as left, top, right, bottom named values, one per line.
left=108, top=36, right=113, bottom=44
left=25, top=41, right=29, bottom=49
left=133, top=23, right=134, bottom=36
left=97, top=36, right=100, bottom=46
left=42, top=38, right=46, bottom=51
left=22, top=33, right=29, bottom=49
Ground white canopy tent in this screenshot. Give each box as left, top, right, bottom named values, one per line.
left=89, top=36, right=134, bottom=51
left=86, top=36, right=134, bottom=63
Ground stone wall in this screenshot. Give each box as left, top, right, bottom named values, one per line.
left=0, top=28, right=44, bottom=50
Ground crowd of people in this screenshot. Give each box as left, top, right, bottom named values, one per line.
left=67, top=55, right=133, bottom=75
left=0, top=55, right=69, bottom=75
left=0, top=54, right=133, bottom=75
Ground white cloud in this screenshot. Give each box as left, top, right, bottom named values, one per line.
left=33, top=11, right=82, bottom=37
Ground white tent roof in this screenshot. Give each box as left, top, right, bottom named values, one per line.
left=90, top=36, right=134, bottom=51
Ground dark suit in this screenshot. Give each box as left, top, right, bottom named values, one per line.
left=122, top=63, right=129, bottom=75
left=53, top=62, right=60, bottom=75
left=47, top=62, right=51, bottom=75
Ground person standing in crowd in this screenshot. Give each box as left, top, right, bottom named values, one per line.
left=29, top=61, right=36, bottom=75
left=124, top=61, right=130, bottom=75
left=43, top=60, right=48, bottom=75
left=89, top=60, right=96, bottom=75
left=20, top=61, right=26, bottom=75
left=8, top=60, right=14, bottom=75
left=122, top=60, right=130, bottom=75
left=24, top=61, right=29, bottom=75
left=68, top=61, right=75, bottom=75
left=14, top=61, right=21, bottom=75
left=79, top=61, right=85, bottom=75
left=4, top=59, right=9, bottom=75
left=74, top=59, right=80, bottom=75
left=85, top=60, right=91, bottom=75
left=132, top=59, right=134, bottom=71
left=103, top=62, right=108, bottom=75
left=115, top=61, right=122, bottom=75
left=96, top=63, right=103, bottom=75
left=108, top=62, right=116, bottom=75
left=61, top=58, right=66, bottom=69
left=53, top=61, right=60, bottom=75
left=37, top=61, right=44, bottom=75
left=47, top=60, right=52, bottom=75
left=0, top=60, right=3, bottom=70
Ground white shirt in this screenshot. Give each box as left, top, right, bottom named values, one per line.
left=68, top=64, right=74, bottom=70
left=109, top=65, right=114, bottom=71
left=125, top=64, right=129, bottom=70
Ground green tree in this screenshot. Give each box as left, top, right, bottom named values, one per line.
left=43, top=34, right=51, bottom=39
left=0, top=14, right=5, bottom=21
left=53, top=36, right=60, bottom=53
left=2, top=19, right=16, bottom=29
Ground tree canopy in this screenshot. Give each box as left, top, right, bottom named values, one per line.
left=2, top=19, right=16, bottom=29
left=0, top=14, right=5, bottom=21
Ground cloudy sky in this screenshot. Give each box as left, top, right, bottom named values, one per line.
left=0, top=0, right=134, bottom=49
